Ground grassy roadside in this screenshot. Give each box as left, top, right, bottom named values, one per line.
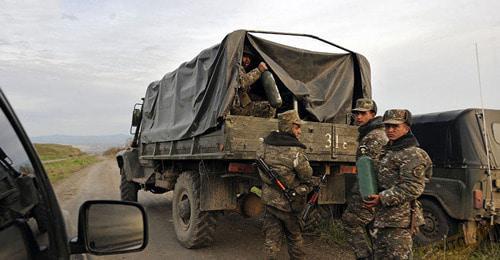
left=414, top=239, right=500, bottom=259
left=317, top=219, right=500, bottom=259
left=34, top=143, right=83, bottom=161
left=34, top=143, right=101, bottom=183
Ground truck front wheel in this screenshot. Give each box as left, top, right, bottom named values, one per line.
left=415, top=199, right=451, bottom=245
left=172, top=171, right=217, bottom=248
left=120, top=168, right=139, bottom=202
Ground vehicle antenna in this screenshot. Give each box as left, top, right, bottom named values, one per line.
left=475, top=42, right=495, bottom=224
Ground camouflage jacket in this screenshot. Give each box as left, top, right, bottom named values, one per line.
left=351, top=117, right=388, bottom=194
left=356, top=116, right=388, bottom=159
left=373, top=132, right=432, bottom=228
left=258, top=131, right=313, bottom=212
left=236, top=66, right=262, bottom=107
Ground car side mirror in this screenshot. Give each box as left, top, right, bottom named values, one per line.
left=70, top=200, right=148, bottom=255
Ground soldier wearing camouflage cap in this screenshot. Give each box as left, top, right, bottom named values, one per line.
left=364, top=109, right=432, bottom=259
left=231, top=45, right=275, bottom=118
left=257, top=110, right=313, bottom=260
left=342, top=98, right=388, bottom=260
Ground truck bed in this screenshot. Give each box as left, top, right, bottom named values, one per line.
left=139, top=115, right=358, bottom=163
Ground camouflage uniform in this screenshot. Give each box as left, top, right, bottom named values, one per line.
left=258, top=110, right=313, bottom=260
left=231, top=66, right=276, bottom=118
left=372, top=109, right=432, bottom=259
left=342, top=99, right=388, bottom=259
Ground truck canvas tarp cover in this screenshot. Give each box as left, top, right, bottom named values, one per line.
left=412, top=109, right=500, bottom=168
left=140, top=30, right=372, bottom=143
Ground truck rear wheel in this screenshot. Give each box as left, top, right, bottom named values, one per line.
left=415, top=199, right=451, bottom=245
left=172, top=171, right=217, bottom=248
left=120, top=168, right=139, bottom=202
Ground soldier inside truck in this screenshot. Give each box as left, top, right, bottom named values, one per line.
left=230, top=44, right=300, bottom=119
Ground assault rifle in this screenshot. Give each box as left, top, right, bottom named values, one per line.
left=301, top=171, right=328, bottom=221
left=255, top=156, right=296, bottom=201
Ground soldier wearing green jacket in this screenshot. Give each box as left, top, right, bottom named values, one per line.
left=258, top=110, right=313, bottom=260
left=365, top=109, right=432, bottom=259
left=342, top=98, right=388, bottom=260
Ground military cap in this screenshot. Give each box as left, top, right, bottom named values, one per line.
left=243, top=46, right=255, bottom=57
left=352, top=98, right=377, bottom=114
left=383, top=109, right=412, bottom=125
left=278, top=110, right=304, bottom=133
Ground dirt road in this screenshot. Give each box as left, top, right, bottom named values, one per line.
left=53, top=158, right=354, bottom=259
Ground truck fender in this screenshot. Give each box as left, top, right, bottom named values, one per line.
left=116, top=148, right=144, bottom=181
left=116, top=149, right=126, bottom=169
left=422, top=177, right=467, bottom=220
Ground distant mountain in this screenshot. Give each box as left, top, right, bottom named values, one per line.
left=31, top=134, right=132, bottom=153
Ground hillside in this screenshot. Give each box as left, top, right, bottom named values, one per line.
left=34, top=143, right=83, bottom=161
left=34, top=143, right=100, bottom=182
left=31, top=134, right=130, bottom=153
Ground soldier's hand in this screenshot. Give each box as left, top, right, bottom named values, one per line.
left=258, top=62, right=268, bottom=72
left=363, top=194, right=381, bottom=208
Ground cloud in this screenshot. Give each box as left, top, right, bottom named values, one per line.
left=0, top=0, right=499, bottom=136
left=61, top=13, right=78, bottom=21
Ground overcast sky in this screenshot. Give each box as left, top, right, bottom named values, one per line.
left=1, top=0, right=499, bottom=136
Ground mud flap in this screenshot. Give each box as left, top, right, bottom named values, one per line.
left=199, top=161, right=237, bottom=211
left=317, top=164, right=347, bottom=204
left=318, top=171, right=346, bottom=204
left=462, top=221, right=478, bottom=245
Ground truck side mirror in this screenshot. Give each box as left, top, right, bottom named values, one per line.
left=131, top=108, right=142, bottom=127
left=130, top=102, right=143, bottom=135
left=70, top=200, right=148, bottom=255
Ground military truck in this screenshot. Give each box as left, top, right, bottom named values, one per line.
left=117, top=30, right=372, bottom=248
left=412, top=109, right=500, bottom=245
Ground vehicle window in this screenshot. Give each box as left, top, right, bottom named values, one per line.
left=493, top=123, right=500, bottom=144
left=0, top=109, right=34, bottom=176
left=0, top=106, right=49, bottom=257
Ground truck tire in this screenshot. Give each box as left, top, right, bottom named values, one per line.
left=414, top=199, right=451, bottom=245
left=120, top=169, right=139, bottom=202
left=172, top=171, right=217, bottom=248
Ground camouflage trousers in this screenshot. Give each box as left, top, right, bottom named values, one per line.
left=263, top=206, right=305, bottom=260
left=372, top=227, right=412, bottom=260
left=231, top=101, right=276, bottom=118
left=342, top=189, right=374, bottom=259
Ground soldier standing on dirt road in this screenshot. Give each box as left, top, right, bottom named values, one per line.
left=258, top=110, right=314, bottom=260
left=364, top=109, right=432, bottom=259
left=342, top=98, right=388, bottom=260
left=231, top=46, right=276, bottom=118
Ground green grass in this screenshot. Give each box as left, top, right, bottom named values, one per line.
left=414, top=240, right=500, bottom=260
left=470, top=241, right=500, bottom=259
left=34, top=143, right=83, bottom=161
left=318, top=219, right=348, bottom=246
left=42, top=155, right=100, bottom=183
left=316, top=219, right=500, bottom=259
left=34, top=143, right=101, bottom=183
